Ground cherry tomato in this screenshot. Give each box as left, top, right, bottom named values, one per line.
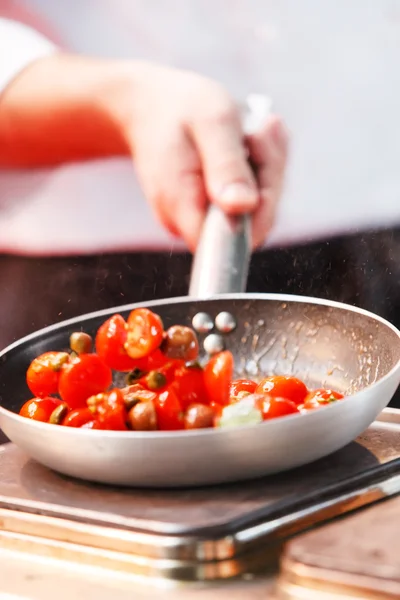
left=89, top=389, right=127, bottom=431
left=138, top=360, right=182, bottom=391
left=305, top=389, right=344, bottom=404
left=95, top=314, right=137, bottom=371
left=172, top=364, right=208, bottom=411
left=130, top=349, right=170, bottom=373
left=155, top=387, right=184, bottom=430
left=256, top=376, right=308, bottom=405
left=58, top=354, right=112, bottom=410
left=302, top=389, right=344, bottom=410
left=209, top=401, right=223, bottom=425
left=19, top=397, right=63, bottom=422
left=256, top=395, right=299, bottom=420
left=26, top=351, right=69, bottom=397
left=62, top=408, right=94, bottom=427
left=230, top=379, right=257, bottom=400
left=81, top=420, right=103, bottom=429
left=204, top=351, right=234, bottom=406
left=125, top=308, right=164, bottom=359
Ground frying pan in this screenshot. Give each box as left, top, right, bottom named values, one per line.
left=0, top=99, right=399, bottom=488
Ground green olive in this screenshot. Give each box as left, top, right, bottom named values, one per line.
left=184, top=404, right=215, bottom=430
left=70, top=332, right=93, bottom=355
left=48, top=403, right=69, bottom=425
left=128, top=401, right=157, bottom=431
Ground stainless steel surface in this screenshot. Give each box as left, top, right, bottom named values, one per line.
left=188, top=206, right=251, bottom=297
left=215, top=312, right=237, bottom=334
left=0, top=412, right=398, bottom=583
left=192, top=312, right=214, bottom=334
left=188, top=95, right=270, bottom=298
left=203, top=333, right=225, bottom=355
left=0, top=294, right=400, bottom=488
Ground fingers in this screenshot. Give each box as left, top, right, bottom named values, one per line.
left=132, top=127, right=207, bottom=251
left=187, top=98, right=259, bottom=215
left=246, top=116, right=289, bottom=248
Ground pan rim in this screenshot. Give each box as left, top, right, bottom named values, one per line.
left=1, top=293, right=399, bottom=440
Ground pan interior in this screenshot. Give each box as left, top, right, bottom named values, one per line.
left=0, top=297, right=399, bottom=415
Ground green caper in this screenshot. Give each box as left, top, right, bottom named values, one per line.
left=70, top=332, right=93, bottom=355
left=146, top=370, right=167, bottom=390
left=48, top=403, right=69, bottom=425
left=126, top=368, right=146, bottom=385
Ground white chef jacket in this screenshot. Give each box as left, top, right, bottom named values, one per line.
left=1, top=0, right=400, bottom=256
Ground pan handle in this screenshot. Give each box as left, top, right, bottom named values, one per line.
left=188, top=94, right=273, bottom=297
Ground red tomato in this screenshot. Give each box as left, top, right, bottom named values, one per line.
left=19, top=397, right=62, bottom=422
left=132, top=348, right=170, bottom=373
left=230, top=379, right=257, bottom=400
left=155, top=387, right=184, bottom=430
left=92, top=389, right=127, bottom=431
left=172, top=365, right=208, bottom=411
left=302, top=388, right=344, bottom=410
left=63, top=408, right=94, bottom=427
left=138, top=360, right=182, bottom=391
left=204, top=351, right=234, bottom=406
left=305, top=389, right=344, bottom=403
left=81, top=420, right=103, bottom=429
left=95, top=314, right=137, bottom=372
left=209, top=401, right=223, bottom=425
left=256, top=395, right=299, bottom=420
left=26, top=351, right=69, bottom=397
left=256, top=376, right=308, bottom=405
left=125, top=308, right=164, bottom=359
left=58, top=354, right=112, bottom=410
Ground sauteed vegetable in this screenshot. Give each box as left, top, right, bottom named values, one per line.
left=20, top=308, right=344, bottom=431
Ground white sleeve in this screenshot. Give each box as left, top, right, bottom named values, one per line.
left=0, top=18, right=58, bottom=93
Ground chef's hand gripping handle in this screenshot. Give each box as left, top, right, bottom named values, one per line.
left=188, top=95, right=272, bottom=298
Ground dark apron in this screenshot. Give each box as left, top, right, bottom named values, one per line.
left=1, top=228, right=399, bottom=404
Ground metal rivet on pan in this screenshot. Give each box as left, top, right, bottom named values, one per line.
left=192, top=312, right=214, bottom=334
left=203, top=333, right=225, bottom=355
left=215, top=311, right=237, bottom=333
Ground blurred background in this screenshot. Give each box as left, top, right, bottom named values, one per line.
left=1, top=0, right=400, bottom=402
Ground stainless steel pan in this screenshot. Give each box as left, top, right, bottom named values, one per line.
left=0, top=98, right=399, bottom=488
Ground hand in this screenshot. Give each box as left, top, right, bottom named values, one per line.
left=111, top=62, right=289, bottom=250
left=0, top=53, right=288, bottom=250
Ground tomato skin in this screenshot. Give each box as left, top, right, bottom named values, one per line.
left=95, top=314, right=137, bottom=372
left=91, top=389, right=128, bottom=431
left=81, top=420, right=103, bottom=430
left=63, top=408, right=94, bottom=427
left=125, top=308, right=164, bottom=359
left=19, top=397, right=63, bottom=422
left=132, top=349, right=170, bottom=373
left=26, top=351, right=69, bottom=397
left=58, top=354, right=112, bottom=410
left=155, top=387, right=184, bottom=430
left=305, top=388, right=344, bottom=404
left=256, top=376, right=308, bottom=405
left=204, top=351, right=234, bottom=406
left=256, top=395, right=299, bottom=420
left=230, top=379, right=257, bottom=400
left=172, top=365, right=208, bottom=411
